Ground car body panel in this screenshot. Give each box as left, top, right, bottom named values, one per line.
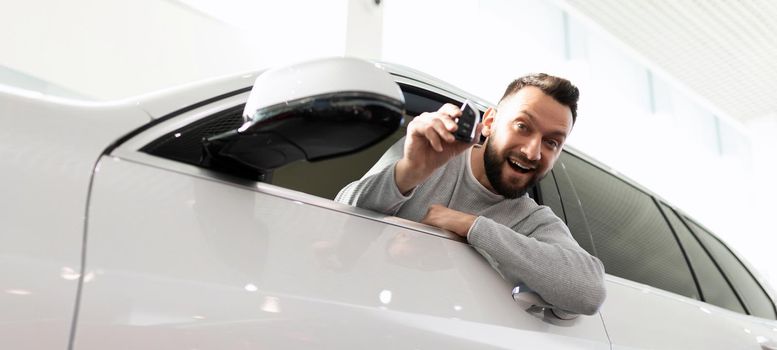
left=74, top=156, right=610, bottom=349
left=132, top=71, right=259, bottom=121
left=0, top=88, right=150, bottom=349
left=601, top=276, right=764, bottom=349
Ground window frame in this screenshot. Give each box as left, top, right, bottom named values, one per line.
left=555, top=146, right=777, bottom=319
left=554, top=150, right=700, bottom=299
left=110, top=73, right=498, bottom=245
left=682, top=215, right=777, bottom=319
left=657, top=202, right=748, bottom=313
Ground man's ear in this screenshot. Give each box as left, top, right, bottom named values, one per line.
left=481, top=107, right=497, bottom=137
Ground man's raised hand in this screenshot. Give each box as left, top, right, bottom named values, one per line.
left=394, top=103, right=481, bottom=194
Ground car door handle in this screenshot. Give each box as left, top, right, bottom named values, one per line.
left=511, top=285, right=578, bottom=320
left=758, top=336, right=777, bottom=350
left=761, top=343, right=777, bottom=350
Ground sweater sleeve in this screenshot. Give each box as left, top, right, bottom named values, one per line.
left=335, top=161, right=415, bottom=215
left=467, top=211, right=606, bottom=315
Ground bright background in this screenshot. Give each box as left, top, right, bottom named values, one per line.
left=2, top=0, right=775, bottom=292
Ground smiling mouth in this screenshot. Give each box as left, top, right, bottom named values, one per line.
left=508, top=158, right=535, bottom=174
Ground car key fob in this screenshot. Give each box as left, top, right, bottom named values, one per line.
left=454, top=100, right=481, bottom=143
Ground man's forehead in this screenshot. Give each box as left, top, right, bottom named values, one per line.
left=499, top=86, right=557, bottom=109
left=496, top=88, right=573, bottom=133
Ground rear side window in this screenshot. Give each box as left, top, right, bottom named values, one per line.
left=560, top=153, right=698, bottom=299
left=659, top=203, right=745, bottom=313
left=686, top=220, right=777, bottom=320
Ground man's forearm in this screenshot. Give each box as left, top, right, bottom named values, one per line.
left=420, top=204, right=477, bottom=237
left=468, top=217, right=606, bottom=315
left=336, top=161, right=413, bottom=215
left=394, top=158, right=437, bottom=195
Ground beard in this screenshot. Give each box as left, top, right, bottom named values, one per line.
left=482, top=137, right=542, bottom=199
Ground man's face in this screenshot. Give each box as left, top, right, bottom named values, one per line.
left=481, top=86, right=573, bottom=198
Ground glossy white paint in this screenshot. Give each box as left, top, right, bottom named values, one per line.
left=242, top=57, right=404, bottom=119
left=0, top=90, right=149, bottom=349
left=133, top=70, right=260, bottom=120
left=75, top=156, right=610, bottom=349
left=600, top=275, right=771, bottom=349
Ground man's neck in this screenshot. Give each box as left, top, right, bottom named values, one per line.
left=470, top=145, right=497, bottom=194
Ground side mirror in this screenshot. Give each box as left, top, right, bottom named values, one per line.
left=202, top=57, right=405, bottom=180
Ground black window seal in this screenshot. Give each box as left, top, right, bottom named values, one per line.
left=549, top=169, right=568, bottom=223
left=654, top=199, right=705, bottom=302
left=679, top=213, right=752, bottom=315
left=552, top=152, right=598, bottom=257
left=103, top=86, right=253, bottom=157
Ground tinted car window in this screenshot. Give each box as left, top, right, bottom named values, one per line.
left=686, top=219, right=777, bottom=320
left=537, top=171, right=566, bottom=223
left=552, top=156, right=597, bottom=256
left=560, top=153, right=698, bottom=299
left=659, top=203, right=745, bottom=313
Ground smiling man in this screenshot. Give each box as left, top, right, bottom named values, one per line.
left=337, top=74, right=606, bottom=315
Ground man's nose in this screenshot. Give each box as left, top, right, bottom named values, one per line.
left=522, top=135, right=542, bottom=161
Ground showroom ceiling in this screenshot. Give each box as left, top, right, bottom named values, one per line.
left=559, top=0, right=777, bottom=123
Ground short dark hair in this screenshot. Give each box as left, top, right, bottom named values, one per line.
left=499, top=73, right=579, bottom=123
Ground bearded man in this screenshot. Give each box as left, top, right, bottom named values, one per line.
left=337, top=74, right=606, bottom=315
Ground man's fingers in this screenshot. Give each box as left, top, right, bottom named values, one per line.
left=415, top=110, right=458, bottom=132
left=431, top=120, right=456, bottom=143
left=439, top=116, right=458, bottom=132
left=423, top=127, right=444, bottom=152
left=411, top=115, right=457, bottom=151
left=438, top=103, right=463, bottom=120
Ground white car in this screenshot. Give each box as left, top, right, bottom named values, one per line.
left=2, top=57, right=776, bottom=349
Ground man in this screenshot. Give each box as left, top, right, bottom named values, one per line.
left=336, top=74, right=605, bottom=315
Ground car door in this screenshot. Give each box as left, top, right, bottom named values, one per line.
left=0, top=87, right=149, bottom=350
left=72, top=61, right=611, bottom=349
left=554, top=150, right=777, bottom=349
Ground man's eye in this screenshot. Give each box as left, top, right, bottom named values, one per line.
left=545, top=139, right=559, bottom=149
left=515, top=123, right=528, bottom=130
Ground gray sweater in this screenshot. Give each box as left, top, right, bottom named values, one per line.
left=336, top=147, right=606, bottom=315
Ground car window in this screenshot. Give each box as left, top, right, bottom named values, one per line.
left=141, top=105, right=244, bottom=168
left=537, top=170, right=566, bottom=223
left=272, top=84, right=463, bottom=199
left=685, top=219, right=777, bottom=320
left=551, top=153, right=597, bottom=256
left=559, top=152, right=699, bottom=299
left=141, top=83, right=465, bottom=199
left=658, top=203, right=746, bottom=313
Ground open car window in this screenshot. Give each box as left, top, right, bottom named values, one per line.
left=142, top=82, right=466, bottom=200
left=137, top=80, right=565, bottom=214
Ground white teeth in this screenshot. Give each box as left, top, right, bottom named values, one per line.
left=509, top=159, right=533, bottom=170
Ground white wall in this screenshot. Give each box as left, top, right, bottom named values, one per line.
left=744, top=115, right=777, bottom=289
left=0, top=0, right=348, bottom=100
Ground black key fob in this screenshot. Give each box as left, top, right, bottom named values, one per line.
left=454, top=100, right=481, bottom=143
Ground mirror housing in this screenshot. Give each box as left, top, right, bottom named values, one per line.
left=203, top=57, right=405, bottom=180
